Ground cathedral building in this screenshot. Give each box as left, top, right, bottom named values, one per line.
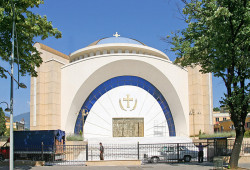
left=30, top=33, right=213, bottom=141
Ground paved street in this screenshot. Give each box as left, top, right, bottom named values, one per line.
left=0, top=162, right=249, bottom=170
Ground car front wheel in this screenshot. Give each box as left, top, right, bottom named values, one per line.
left=184, top=155, right=191, bottom=162
left=151, top=157, right=159, bottom=163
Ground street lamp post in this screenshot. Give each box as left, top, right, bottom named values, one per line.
left=5, top=71, right=27, bottom=89
left=8, top=58, right=26, bottom=170
left=8, top=70, right=26, bottom=170
left=0, top=102, right=11, bottom=112
left=9, top=1, right=26, bottom=169
left=9, top=1, right=15, bottom=168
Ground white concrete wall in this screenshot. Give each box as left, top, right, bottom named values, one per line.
left=84, top=86, right=169, bottom=139
left=61, top=53, right=189, bottom=137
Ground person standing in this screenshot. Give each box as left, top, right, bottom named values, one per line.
left=99, top=142, right=104, bottom=160
left=196, top=142, right=208, bottom=163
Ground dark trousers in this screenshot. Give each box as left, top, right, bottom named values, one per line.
left=198, top=151, right=203, bottom=163
left=100, top=152, right=104, bottom=160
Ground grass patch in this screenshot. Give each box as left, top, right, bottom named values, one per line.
left=199, top=131, right=236, bottom=139
left=244, top=130, right=250, bottom=138
left=66, top=134, right=83, bottom=141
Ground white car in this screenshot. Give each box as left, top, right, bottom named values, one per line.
left=145, top=146, right=198, bottom=163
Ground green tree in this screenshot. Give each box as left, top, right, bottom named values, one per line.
left=5, top=128, right=16, bottom=137
left=166, top=0, right=249, bottom=168
left=213, top=107, right=220, bottom=112
left=0, top=0, right=61, bottom=78
left=0, top=108, right=7, bottom=136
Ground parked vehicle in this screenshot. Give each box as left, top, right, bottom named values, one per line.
left=0, top=138, right=9, bottom=161
left=0, top=130, right=65, bottom=161
left=145, top=145, right=198, bottom=163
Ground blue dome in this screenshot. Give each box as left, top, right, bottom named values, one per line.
left=88, top=37, right=145, bottom=46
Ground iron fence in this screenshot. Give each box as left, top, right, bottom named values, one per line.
left=88, top=144, right=138, bottom=161
left=13, top=144, right=87, bottom=165
left=0, top=136, right=9, bottom=141
left=46, top=145, right=87, bottom=166
left=1, top=140, right=249, bottom=166
left=140, top=142, right=213, bottom=163
left=227, top=140, right=250, bottom=155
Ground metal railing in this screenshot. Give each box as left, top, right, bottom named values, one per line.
left=0, top=136, right=9, bottom=141
left=13, top=144, right=87, bottom=166
left=88, top=143, right=138, bottom=161
left=1, top=141, right=249, bottom=166
left=46, top=145, right=87, bottom=166
left=140, top=142, right=211, bottom=163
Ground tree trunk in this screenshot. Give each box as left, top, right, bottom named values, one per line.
left=229, top=127, right=244, bottom=169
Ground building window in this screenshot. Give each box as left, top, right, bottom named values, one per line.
left=247, top=122, right=250, bottom=128
left=223, top=117, right=227, bottom=121
left=221, top=126, right=223, bottom=132
left=103, top=50, right=107, bottom=54
left=96, top=51, right=101, bottom=55
left=216, top=118, right=219, bottom=122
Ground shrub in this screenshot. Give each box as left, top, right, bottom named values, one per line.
left=244, top=130, right=250, bottom=138
left=199, top=131, right=235, bottom=139
left=66, top=134, right=83, bottom=141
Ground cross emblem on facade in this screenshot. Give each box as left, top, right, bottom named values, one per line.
left=123, top=94, right=133, bottom=108
left=113, top=32, right=120, bottom=38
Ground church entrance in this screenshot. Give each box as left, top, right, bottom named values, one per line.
left=112, top=118, right=144, bottom=137
left=75, top=76, right=176, bottom=138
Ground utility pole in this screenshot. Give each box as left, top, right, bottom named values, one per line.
left=9, top=1, right=15, bottom=169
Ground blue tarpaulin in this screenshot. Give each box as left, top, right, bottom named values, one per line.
left=14, top=130, right=65, bottom=152
left=54, top=130, right=65, bottom=143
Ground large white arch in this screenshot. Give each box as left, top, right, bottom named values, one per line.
left=82, top=85, right=171, bottom=138
left=61, top=54, right=189, bottom=137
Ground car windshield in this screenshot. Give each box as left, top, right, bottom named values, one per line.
left=179, top=146, right=187, bottom=151
left=161, top=147, right=174, bottom=152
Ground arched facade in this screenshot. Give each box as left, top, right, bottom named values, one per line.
left=74, top=76, right=176, bottom=136
left=61, top=55, right=189, bottom=138
left=30, top=36, right=213, bottom=139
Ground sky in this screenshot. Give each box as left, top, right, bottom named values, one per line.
left=0, top=0, right=226, bottom=116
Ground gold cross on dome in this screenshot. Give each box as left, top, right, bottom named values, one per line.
left=123, top=94, right=133, bottom=108
left=113, top=32, right=120, bottom=38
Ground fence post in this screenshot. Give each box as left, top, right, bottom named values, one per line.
left=86, top=144, right=88, bottom=161
left=137, top=142, right=139, bottom=160
left=177, top=143, right=179, bottom=162
left=207, top=142, right=210, bottom=161
left=53, top=144, right=55, bottom=162
left=226, top=138, right=228, bottom=155
left=214, top=140, right=216, bottom=156
left=41, top=142, right=44, bottom=161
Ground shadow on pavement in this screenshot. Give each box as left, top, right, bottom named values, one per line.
left=146, top=161, right=214, bottom=167
left=0, top=165, right=33, bottom=170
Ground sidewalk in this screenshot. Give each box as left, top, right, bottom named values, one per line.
left=0, top=162, right=249, bottom=170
